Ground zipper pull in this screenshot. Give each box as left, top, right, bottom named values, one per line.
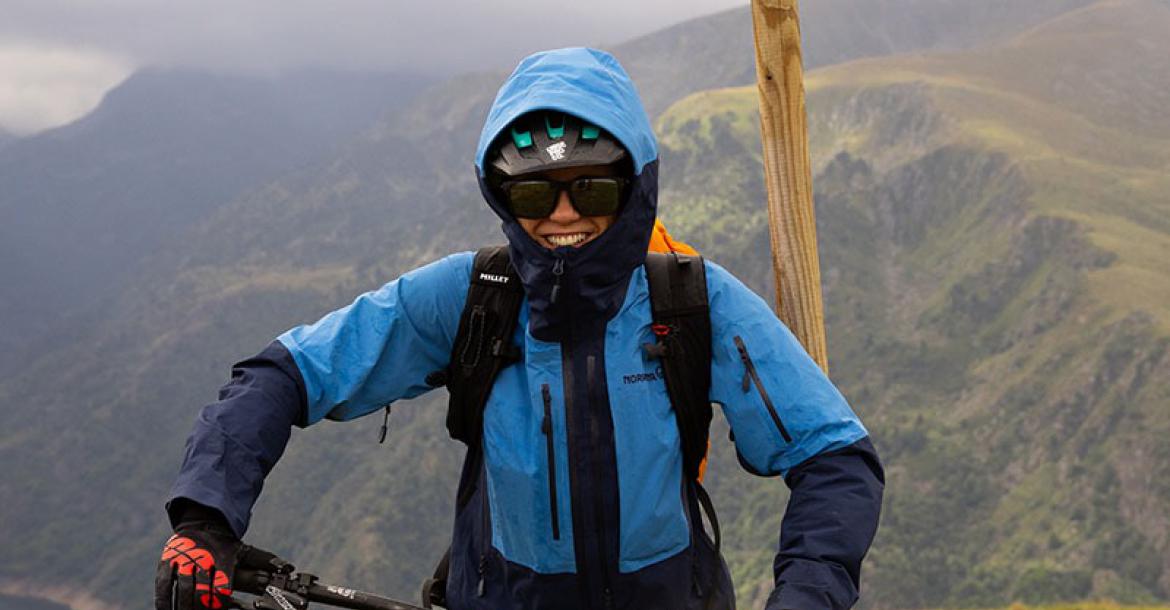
left=735, top=339, right=751, bottom=392
left=477, top=554, right=487, bottom=597
left=550, top=258, right=565, bottom=304
left=541, top=385, right=553, bottom=436
left=378, top=405, right=391, bottom=444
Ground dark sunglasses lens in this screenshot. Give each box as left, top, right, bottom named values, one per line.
left=506, top=181, right=558, bottom=218
left=569, top=178, right=623, bottom=216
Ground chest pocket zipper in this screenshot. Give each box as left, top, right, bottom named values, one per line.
left=541, top=384, right=561, bottom=540
left=733, top=336, right=792, bottom=443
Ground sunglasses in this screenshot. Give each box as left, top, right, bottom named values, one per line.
left=501, top=177, right=629, bottom=219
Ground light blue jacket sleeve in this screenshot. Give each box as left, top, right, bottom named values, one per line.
left=706, top=261, right=868, bottom=476
left=278, top=252, right=473, bottom=424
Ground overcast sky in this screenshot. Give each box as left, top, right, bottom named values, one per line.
left=0, top=0, right=747, bottom=135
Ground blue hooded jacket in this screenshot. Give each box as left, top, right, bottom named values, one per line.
left=168, top=48, right=883, bottom=610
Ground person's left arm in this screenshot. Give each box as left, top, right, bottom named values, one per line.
left=705, top=261, right=884, bottom=610
left=166, top=253, right=473, bottom=537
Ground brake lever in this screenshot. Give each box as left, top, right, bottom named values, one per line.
left=252, top=586, right=309, bottom=610
left=232, top=569, right=310, bottom=610
left=229, top=585, right=310, bottom=610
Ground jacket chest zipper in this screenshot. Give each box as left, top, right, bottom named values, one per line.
left=541, top=384, right=561, bottom=541
left=562, top=335, right=615, bottom=609
left=586, top=355, right=615, bottom=610
left=733, top=335, right=792, bottom=443
left=477, top=461, right=490, bottom=597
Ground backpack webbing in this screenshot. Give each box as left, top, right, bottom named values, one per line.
left=426, top=245, right=524, bottom=448
left=643, top=252, right=721, bottom=554
left=642, top=251, right=712, bottom=484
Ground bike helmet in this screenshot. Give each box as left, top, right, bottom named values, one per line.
left=488, top=110, right=628, bottom=178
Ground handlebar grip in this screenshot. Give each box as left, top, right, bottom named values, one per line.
left=233, top=569, right=268, bottom=596
left=230, top=569, right=429, bottom=610
left=305, top=583, right=427, bottom=610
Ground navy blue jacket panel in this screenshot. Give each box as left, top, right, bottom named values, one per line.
left=767, top=437, right=885, bottom=610
left=167, top=341, right=306, bottom=538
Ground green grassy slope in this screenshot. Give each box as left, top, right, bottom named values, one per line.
left=656, top=1, right=1170, bottom=606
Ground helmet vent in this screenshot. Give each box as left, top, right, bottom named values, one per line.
left=489, top=110, right=628, bottom=178
left=511, top=127, right=534, bottom=149
left=545, top=115, right=565, bottom=139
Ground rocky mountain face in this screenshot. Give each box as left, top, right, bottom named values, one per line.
left=1, top=1, right=1167, bottom=609
left=657, top=1, right=1170, bottom=605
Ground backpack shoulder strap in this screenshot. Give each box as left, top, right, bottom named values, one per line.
left=643, top=252, right=712, bottom=483
left=429, top=245, right=524, bottom=446
left=422, top=246, right=523, bottom=608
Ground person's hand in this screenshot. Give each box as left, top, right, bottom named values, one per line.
left=154, top=522, right=243, bottom=610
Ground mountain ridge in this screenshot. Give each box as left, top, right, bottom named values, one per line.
left=614, top=0, right=1098, bottom=117
left=2, top=1, right=1166, bottom=608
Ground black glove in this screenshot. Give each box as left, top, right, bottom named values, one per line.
left=155, top=504, right=292, bottom=610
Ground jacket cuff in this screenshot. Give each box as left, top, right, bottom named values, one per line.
left=767, top=557, right=857, bottom=610
left=166, top=497, right=234, bottom=535
left=764, top=583, right=835, bottom=610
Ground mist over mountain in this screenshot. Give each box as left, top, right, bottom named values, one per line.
left=0, top=69, right=431, bottom=375
left=1, top=1, right=1168, bottom=610
left=0, top=0, right=1099, bottom=381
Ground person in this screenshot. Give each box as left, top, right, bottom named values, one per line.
left=155, top=47, right=884, bottom=610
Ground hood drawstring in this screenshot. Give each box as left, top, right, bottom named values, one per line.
left=550, top=258, right=565, bottom=304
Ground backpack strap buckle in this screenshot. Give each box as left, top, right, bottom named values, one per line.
left=490, top=338, right=522, bottom=363
left=642, top=342, right=669, bottom=360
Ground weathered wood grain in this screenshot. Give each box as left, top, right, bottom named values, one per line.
left=751, top=0, right=829, bottom=372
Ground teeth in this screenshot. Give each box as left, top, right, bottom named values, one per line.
left=546, top=233, right=589, bottom=247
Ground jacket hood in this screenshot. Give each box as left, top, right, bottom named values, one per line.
left=475, top=47, right=659, bottom=340
left=475, top=48, right=657, bottom=175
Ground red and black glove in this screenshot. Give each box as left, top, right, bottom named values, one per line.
left=155, top=504, right=292, bottom=610
left=155, top=521, right=241, bottom=610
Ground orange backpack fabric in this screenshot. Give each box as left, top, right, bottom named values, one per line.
left=647, top=219, right=699, bottom=256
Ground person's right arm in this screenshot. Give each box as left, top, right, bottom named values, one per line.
left=166, top=252, right=473, bottom=538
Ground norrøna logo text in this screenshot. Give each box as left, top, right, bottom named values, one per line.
left=623, top=367, right=665, bottom=385
left=479, top=273, right=510, bottom=284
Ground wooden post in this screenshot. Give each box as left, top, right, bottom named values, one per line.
left=750, top=0, right=829, bottom=372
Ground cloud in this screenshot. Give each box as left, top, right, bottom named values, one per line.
left=0, top=0, right=746, bottom=133
left=0, top=42, right=132, bottom=134
left=1, top=1, right=747, bottom=73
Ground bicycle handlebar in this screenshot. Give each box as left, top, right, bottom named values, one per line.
left=231, top=569, right=428, bottom=610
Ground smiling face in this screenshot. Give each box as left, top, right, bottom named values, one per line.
left=514, top=164, right=619, bottom=250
